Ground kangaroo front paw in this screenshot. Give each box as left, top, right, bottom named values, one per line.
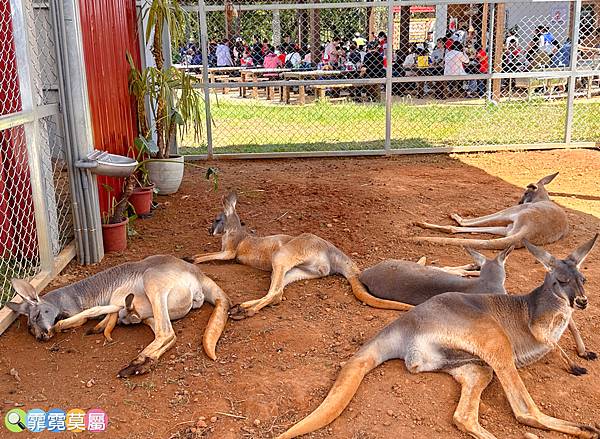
left=117, top=357, right=156, bottom=378
left=579, top=351, right=598, bottom=361
left=570, top=365, right=588, bottom=376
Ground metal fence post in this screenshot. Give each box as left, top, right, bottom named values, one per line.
left=564, top=0, right=582, bottom=145
left=198, top=0, right=214, bottom=159
left=384, top=0, right=394, bottom=153
left=11, top=0, right=55, bottom=273
left=486, top=4, right=495, bottom=102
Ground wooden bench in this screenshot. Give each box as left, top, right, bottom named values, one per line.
left=312, top=83, right=357, bottom=100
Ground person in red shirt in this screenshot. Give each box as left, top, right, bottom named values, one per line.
left=474, top=43, right=488, bottom=96
left=445, top=37, right=454, bottom=50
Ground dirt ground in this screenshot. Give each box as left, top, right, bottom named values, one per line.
left=1, top=149, right=599, bottom=439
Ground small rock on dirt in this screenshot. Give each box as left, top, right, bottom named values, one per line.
left=523, top=433, right=539, bottom=439
left=210, top=416, right=218, bottom=423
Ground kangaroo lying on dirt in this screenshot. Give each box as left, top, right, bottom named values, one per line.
left=185, top=192, right=411, bottom=319
left=7, top=255, right=230, bottom=377
left=359, top=246, right=595, bottom=374
left=360, top=247, right=512, bottom=304
left=277, top=235, right=599, bottom=439
left=415, top=172, right=569, bottom=249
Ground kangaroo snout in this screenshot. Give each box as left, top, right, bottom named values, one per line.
left=574, top=296, right=588, bottom=310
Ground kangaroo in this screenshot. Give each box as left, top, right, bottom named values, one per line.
left=277, top=235, right=599, bottom=439
left=185, top=192, right=411, bottom=319
left=360, top=247, right=511, bottom=304
left=414, top=172, right=569, bottom=249
left=6, top=255, right=231, bottom=377
left=359, top=246, right=595, bottom=373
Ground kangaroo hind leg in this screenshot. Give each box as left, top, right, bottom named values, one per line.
left=235, top=237, right=330, bottom=317
left=448, top=364, right=496, bottom=439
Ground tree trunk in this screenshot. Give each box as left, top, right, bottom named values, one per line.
left=396, top=6, right=411, bottom=63
left=110, top=175, right=136, bottom=224
left=272, top=9, right=281, bottom=46
left=309, top=1, right=321, bottom=63
left=492, top=3, right=506, bottom=100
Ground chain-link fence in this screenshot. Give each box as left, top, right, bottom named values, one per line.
left=0, top=0, right=76, bottom=306
left=175, top=0, right=599, bottom=156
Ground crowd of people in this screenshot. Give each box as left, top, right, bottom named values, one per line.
left=178, top=24, right=575, bottom=99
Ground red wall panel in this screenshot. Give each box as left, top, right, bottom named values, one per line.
left=78, top=0, right=140, bottom=217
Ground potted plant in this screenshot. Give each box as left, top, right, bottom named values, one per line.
left=127, top=138, right=155, bottom=217
left=101, top=184, right=131, bottom=253
left=127, top=0, right=204, bottom=195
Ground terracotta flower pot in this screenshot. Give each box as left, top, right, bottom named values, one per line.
left=102, top=217, right=129, bottom=253
left=129, top=185, right=154, bottom=216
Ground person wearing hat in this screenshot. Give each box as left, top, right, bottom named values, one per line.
left=353, top=32, right=366, bottom=49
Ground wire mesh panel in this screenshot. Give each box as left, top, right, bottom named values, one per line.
left=179, top=2, right=390, bottom=154
left=39, top=114, right=74, bottom=255
left=0, top=126, right=41, bottom=305
left=176, top=0, right=599, bottom=155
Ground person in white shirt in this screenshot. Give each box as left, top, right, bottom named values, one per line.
left=444, top=41, right=470, bottom=96
left=444, top=41, right=469, bottom=75
left=285, top=48, right=302, bottom=68
left=402, top=45, right=418, bottom=77
left=215, top=40, right=233, bottom=67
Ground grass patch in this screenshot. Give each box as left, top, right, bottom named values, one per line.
left=179, top=97, right=600, bottom=154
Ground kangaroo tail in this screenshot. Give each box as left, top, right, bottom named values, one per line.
left=276, top=329, right=396, bottom=439
left=199, top=276, right=231, bottom=361
left=412, top=233, right=526, bottom=250
left=347, top=276, right=414, bottom=311
left=331, top=248, right=413, bottom=311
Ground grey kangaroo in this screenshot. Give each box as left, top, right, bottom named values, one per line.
left=185, top=192, right=411, bottom=319
left=359, top=246, right=595, bottom=374
left=277, top=235, right=599, bottom=439
left=415, top=172, right=569, bottom=249
left=7, top=255, right=231, bottom=377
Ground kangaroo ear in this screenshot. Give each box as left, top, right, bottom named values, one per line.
left=567, top=234, right=598, bottom=269
left=11, top=279, right=40, bottom=304
left=537, top=172, right=559, bottom=186
left=5, top=300, right=31, bottom=315
left=125, top=293, right=135, bottom=311
left=464, top=247, right=486, bottom=268
left=524, top=240, right=556, bottom=271
left=222, top=191, right=237, bottom=215
left=497, top=245, right=515, bottom=264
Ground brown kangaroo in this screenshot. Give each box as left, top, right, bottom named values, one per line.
left=415, top=172, right=569, bottom=249
left=277, top=235, right=599, bottom=439
left=185, top=192, right=411, bottom=319
left=359, top=246, right=595, bottom=374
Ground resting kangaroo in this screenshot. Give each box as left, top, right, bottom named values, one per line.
left=185, top=192, right=411, bottom=319
left=7, top=255, right=230, bottom=377
left=415, top=172, right=568, bottom=249
left=277, top=235, right=599, bottom=439
left=359, top=246, right=594, bottom=373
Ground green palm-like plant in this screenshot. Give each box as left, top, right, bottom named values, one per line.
left=131, top=0, right=203, bottom=159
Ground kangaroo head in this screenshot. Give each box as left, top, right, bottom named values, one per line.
left=209, top=191, right=242, bottom=236
left=525, top=234, right=598, bottom=310
left=465, top=246, right=512, bottom=288
left=6, top=279, right=65, bottom=341
left=118, top=293, right=142, bottom=325
left=518, top=172, right=558, bottom=204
